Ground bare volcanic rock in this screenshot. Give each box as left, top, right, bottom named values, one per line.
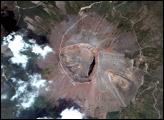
left=37, top=13, right=144, bottom=118
left=60, top=44, right=96, bottom=82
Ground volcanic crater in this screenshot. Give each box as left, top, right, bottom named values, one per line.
left=37, top=12, right=144, bottom=118
left=60, top=43, right=98, bottom=83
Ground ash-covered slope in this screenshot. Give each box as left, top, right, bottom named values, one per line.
left=38, top=11, right=144, bottom=118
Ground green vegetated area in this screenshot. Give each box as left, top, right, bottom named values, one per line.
left=1, top=36, right=44, bottom=82
left=116, top=1, right=146, bottom=22
left=1, top=53, right=53, bottom=119
left=143, top=46, right=163, bottom=73
left=154, top=79, right=163, bottom=117
left=65, top=1, right=96, bottom=15
left=107, top=73, right=162, bottom=119
left=89, top=1, right=131, bottom=33
left=146, top=1, right=163, bottom=22
left=18, top=1, right=65, bottom=37
left=1, top=67, right=17, bottom=119
left=41, top=65, right=56, bottom=79
left=106, top=1, right=163, bottom=119
left=1, top=55, right=26, bottom=119
left=1, top=55, right=28, bottom=81
left=115, top=73, right=162, bottom=119
left=14, top=95, right=59, bottom=119
left=17, top=1, right=37, bottom=8
left=125, top=50, right=140, bottom=59
left=88, top=1, right=113, bottom=16
left=132, top=1, right=163, bottom=74
left=32, top=95, right=59, bottom=119
left=18, top=1, right=64, bottom=22
left=1, top=51, right=57, bottom=118
left=87, top=1, right=132, bottom=34
left=1, top=46, right=42, bottom=81
left=106, top=111, right=120, bottom=119
left=118, top=1, right=163, bottom=77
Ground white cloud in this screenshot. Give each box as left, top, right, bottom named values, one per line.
left=29, top=39, right=54, bottom=59
left=3, top=32, right=15, bottom=45
left=29, top=73, right=46, bottom=89
left=2, top=32, right=54, bottom=69
left=10, top=80, right=28, bottom=101
left=1, top=64, right=4, bottom=69
left=60, top=107, right=85, bottom=119
left=11, top=78, right=17, bottom=82
left=10, top=73, right=47, bottom=109
left=48, top=80, right=53, bottom=84
left=2, top=32, right=54, bottom=116
left=1, top=94, right=8, bottom=100
left=15, top=110, right=21, bottom=118
left=31, top=44, right=53, bottom=59
left=19, top=93, right=37, bottom=109
left=10, top=55, right=29, bottom=69
left=2, top=32, right=29, bottom=68
left=29, top=39, right=36, bottom=44
left=45, top=87, right=50, bottom=91
left=37, top=116, right=53, bottom=119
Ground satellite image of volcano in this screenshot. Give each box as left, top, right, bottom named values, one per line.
left=1, top=1, right=163, bottom=119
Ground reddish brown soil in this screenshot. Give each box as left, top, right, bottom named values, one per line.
left=37, top=13, right=142, bottom=118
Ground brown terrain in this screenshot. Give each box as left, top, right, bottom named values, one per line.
left=37, top=12, right=143, bottom=118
